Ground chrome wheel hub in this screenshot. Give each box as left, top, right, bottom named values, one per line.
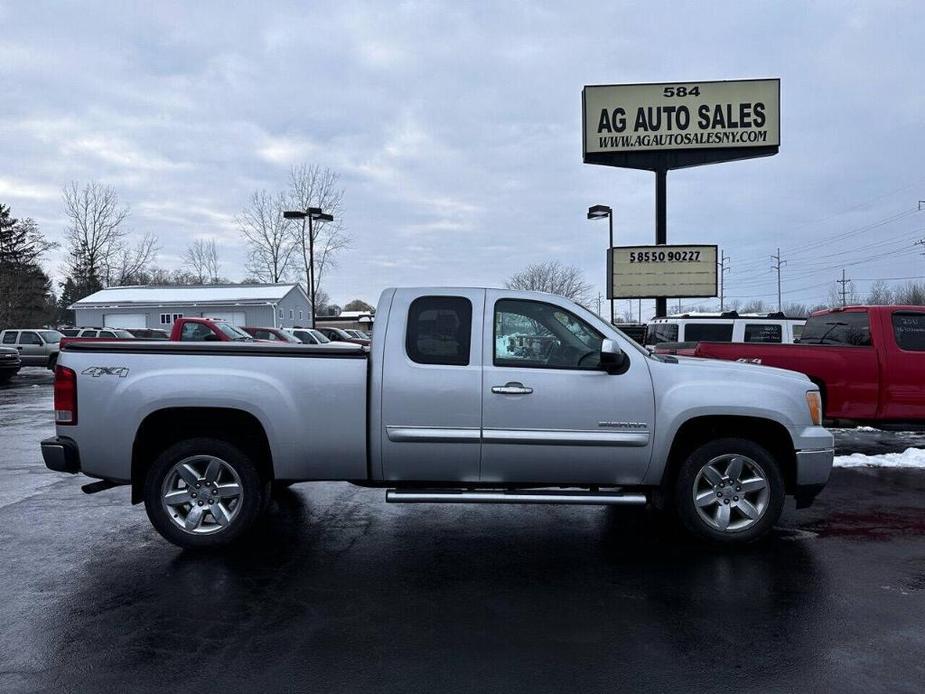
left=693, top=453, right=769, bottom=532
left=161, top=455, right=243, bottom=534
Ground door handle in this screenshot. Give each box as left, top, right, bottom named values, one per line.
left=492, top=382, right=533, bottom=395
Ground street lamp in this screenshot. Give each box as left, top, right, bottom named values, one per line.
left=283, top=207, right=335, bottom=328
left=587, top=204, right=614, bottom=325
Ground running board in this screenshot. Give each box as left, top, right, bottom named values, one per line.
left=385, top=489, right=647, bottom=506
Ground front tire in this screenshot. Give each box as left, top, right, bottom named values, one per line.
left=144, top=437, right=265, bottom=549
left=674, top=438, right=784, bottom=544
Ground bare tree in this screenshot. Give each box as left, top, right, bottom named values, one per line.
left=110, top=232, right=160, bottom=285
left=62, top=181, right=130, bottom=285
left=184, top=239, right=221, bottom=284
left=505, top=260, right=592, bottom=304
left=237, top=190, right=296, bottom=283
left=826, top=280, right=860, bottom=308
left=867, top=279, right=894, bottom=305
left=287, top=164, right=349, bottom=300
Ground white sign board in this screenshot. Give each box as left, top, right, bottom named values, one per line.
left=584, top=79, right=779, bottom=155
left=608, top=245, right=718, bottom=299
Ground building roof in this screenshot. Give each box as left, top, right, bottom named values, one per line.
left=71, top=284, right=307, bottom=310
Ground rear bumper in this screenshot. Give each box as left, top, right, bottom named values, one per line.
left=41, top=436, right=81, bottom=474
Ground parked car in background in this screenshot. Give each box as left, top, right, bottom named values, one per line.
left=169, top=317, right=257, bottom=342
left=241, top=327, right=302, bottom=343
left=646, top=311, right=806, bottom=355
left=694, top=305, right=925, bottom=427
left=0, top=329, right=63, bottom=369
left=59, top=327, right=136, bottom=339
left=43, top=286, right=833, bottom=549
left=317, top=326, right=370, bottom=346
left=345, top=329, right=370, bottom=340
left=125, top=328, right=170, bottom=340
left=0, top=346, right=21, bottom=383
left=285, top=328, right=348, bottom=346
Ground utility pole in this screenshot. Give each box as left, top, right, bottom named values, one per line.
left=915, top=239, right=925, bottom=255
left=595, top=292, right=603, bottom=316
left=770, top=248, right=787, bottom=312
left=718, top=251, right=730, bottom=311
left=837, top=268, right=852, bottom=307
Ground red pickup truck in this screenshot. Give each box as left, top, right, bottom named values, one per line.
left=169, top=317, right=257, bottom=342
left=694, top=306, right=925, bottom=427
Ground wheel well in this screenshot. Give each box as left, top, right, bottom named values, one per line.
left=663, top=415, right=797, bottom=495
left=131, top=407, right=273, bottom=503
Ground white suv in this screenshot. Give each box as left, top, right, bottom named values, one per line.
left=645, top=312, right=805, bottom=350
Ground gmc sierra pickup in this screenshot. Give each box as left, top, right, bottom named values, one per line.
left=41, top=287, right=834, bottom=549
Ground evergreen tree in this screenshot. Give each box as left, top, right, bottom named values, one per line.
left=0, top=204, right=57, bottom=329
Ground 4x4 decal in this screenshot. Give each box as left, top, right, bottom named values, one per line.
left=81, top=366, right=130, bottom=378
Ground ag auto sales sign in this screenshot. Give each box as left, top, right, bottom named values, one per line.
left=583, top=79, right=779, bottom=155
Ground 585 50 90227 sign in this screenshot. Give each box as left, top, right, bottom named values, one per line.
left=608, top=245, right=718, bottom=299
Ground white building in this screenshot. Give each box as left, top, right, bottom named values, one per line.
left=70, top=284, right=312, bottom=329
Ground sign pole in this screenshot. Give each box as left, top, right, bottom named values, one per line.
left=654, top=167, right=668, bottom=318
left=608, top=212, right=615, bottom=325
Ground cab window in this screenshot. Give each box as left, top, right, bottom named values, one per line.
left=494, top=299, right=603, bottom=369
left=684, top=323, right=733, bottom=342
left=892, top=312, right=925, bottom=351
left=180, top=323, right=214, bottom=341
left=19, top=331, right=42, bottom=345
left=406, top=296, right=472, bottom=366
left=744, top=324, right=782, bottom=343
left=799, top=312, right=871, bottom=346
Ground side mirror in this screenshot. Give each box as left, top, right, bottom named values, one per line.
left=600, top=339, right=627, bottom=374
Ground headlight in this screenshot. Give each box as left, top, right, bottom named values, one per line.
left=805, top=391, right=822, bottom=426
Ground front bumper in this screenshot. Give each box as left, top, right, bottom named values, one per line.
left=41, top=436, right=81, bottom=474
left=795, top=448, right=835, bottom=487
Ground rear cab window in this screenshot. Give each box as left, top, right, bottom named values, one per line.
left=406, top=296, right=472, bottom=366
left=799, top=311, right=871, bottom=346
left=892, top=312, right=925, bottom=351
left=684, top=323, right=734, bottom=342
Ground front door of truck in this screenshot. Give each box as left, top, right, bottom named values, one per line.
left=379, top=288, right=485, bottom=482
left=480, top=292, right=654, bottom=485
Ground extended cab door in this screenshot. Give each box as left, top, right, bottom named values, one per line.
left=879, top=309, right=925, bottom=421
left=480, top=291, right=654, bottom=485
left=17, top=331, right=46, bottom=366
left=378, top=289, right=485, bottom=482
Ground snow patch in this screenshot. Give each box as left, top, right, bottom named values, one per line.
left=834, top=447, right=925, bottom=469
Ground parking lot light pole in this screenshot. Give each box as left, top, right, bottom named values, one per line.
left=587, top=204, right=614, bottom=325
left=284, top=208, right=335, bottom=328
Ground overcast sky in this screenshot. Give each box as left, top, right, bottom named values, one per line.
left=2, top=0, right=924, bottom=314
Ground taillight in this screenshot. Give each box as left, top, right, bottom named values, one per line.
left=54, top=365, right=77, bottom=425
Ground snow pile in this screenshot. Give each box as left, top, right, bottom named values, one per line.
left=835, top=447, right=925, bottom=469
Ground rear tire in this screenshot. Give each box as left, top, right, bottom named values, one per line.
left=674, top=437, right=784, bottom=544
left=143, top=437, right=265, bottom=549
left=47, top=354, right=57, bottom=371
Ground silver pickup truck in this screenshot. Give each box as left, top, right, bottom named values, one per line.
left=41, top=287, right=834, bottom=549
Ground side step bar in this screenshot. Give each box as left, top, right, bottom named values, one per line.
left=386, top=489, right=647, bottom=506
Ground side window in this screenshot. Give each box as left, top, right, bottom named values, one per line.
left=644, top=323, right=678, bottom=346
left=744, top=324, right=782, bottom=343
left=2, top=331, right=18, bottom=344
left=494, top=299, right=603, bottom=369
left=685, top=323, right=733, bottom=342
left=20, top=331, right=42, bottom=345
left=81, top=330, right=99, bottom=338
left=100, top=330, right=116, bottom=338
left=406, top=296, right=472, bottom=366
left=180, top=323, right=213, bottom=341
left=792, top=324, right=804, bottom=341
left=892, top=312, right=925, bottom=351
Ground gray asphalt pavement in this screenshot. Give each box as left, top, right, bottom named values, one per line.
left=1, top=369, right=924, bottom=693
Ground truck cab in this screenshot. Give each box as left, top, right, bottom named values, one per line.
left=169, top=317, right=257, bottom=342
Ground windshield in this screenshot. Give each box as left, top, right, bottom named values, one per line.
left=309, top=329, right=330, bottom=343
left=216, top=323, right=254, bottom=341
left=799, top=312, right=871, bottom=346
left=39, top=330, right=62, bottom=343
